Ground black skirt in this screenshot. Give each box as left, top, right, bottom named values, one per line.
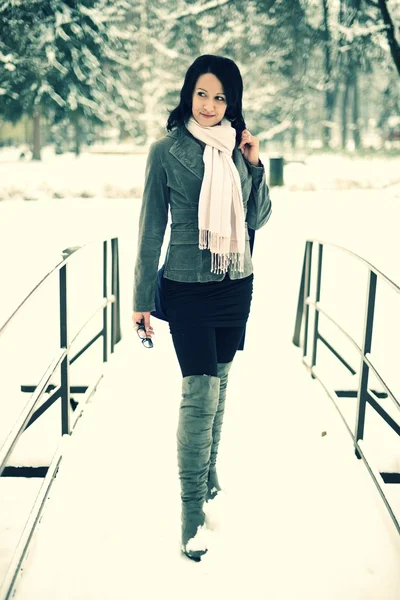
left=164, top=272, right=254, bottom=332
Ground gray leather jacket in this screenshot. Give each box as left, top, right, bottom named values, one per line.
left=133, top=125, right=272, bottom=312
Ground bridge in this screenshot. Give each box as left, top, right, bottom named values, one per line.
left=0, top=191, right=399, bottom=599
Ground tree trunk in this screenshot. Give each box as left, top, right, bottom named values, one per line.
left=32, top=109, right=41, bottom=161
left=289, top=2, right=303, bottom=150
left=321, top=0, right=336, bottom=148
left=340, top=0, right=362, bottom=150
left=119, top=123, right=131, bottom=142
left=377, top=0, right=400, bottom=76
left=290, top=120, right=298, bottom=149
left=24, top=114, right=30, bottom=145
left=71, top=111, right=81, bottom=157
left=140, top=0, right=156, bottom=145
left=301, top=106, right=309, bottom=146
left=341, top=76, right=351, bottom=150
left=352, top=67, right=362, bottom=149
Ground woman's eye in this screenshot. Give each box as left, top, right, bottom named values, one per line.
left=197, top=92, right=225, bottom=101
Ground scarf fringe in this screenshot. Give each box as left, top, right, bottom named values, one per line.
left=200, top=229, right=244, bottom=274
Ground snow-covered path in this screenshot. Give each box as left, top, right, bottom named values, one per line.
left=8, top=328, right=400, bottom=600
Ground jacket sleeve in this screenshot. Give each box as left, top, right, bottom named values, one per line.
left=133, top=142, right=169, bottom=312
left=244, top=158, right=272, bottom=230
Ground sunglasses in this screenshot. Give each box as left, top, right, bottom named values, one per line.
left=136, top=320, right=153, bottom=349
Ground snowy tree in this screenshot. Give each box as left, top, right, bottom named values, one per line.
left=0, top=0, right=138, bottom=159
left=300, top=0, right=399, bottom=150
left=140, top=0, right=316, bottom=147
left=376, top=0, right=400, bottom=76
left=46, top=0, right=139, bottom=156
left=319, top=0, right=339, bottom=147
left=2, top=0, right=398, bottom=153
left=331, top=0, right=400, bottom=149
left=229, top=0, right=317, bottom=148
left=0, top=0, right=52, bottom=158
left=124, top=0, right=233, bottom=143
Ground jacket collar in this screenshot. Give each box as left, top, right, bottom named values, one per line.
left=167, top=125, right=247, bottom=186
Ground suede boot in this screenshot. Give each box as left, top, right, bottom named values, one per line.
left=177, top=374, right=220, bottom=561
left=206, top=361, right=233, bottom=502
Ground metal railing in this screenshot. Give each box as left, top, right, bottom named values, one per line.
left=0, top=237, right=122, bottom=599
left=293, top=239, right=400, bottom=535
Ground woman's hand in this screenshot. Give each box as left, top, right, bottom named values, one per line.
left=238, top=129, right=260, bottom=167
left=132, top=311, right=154, bottom=339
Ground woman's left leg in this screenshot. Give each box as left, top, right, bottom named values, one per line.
left=170, top=327, right=219, bottom=560
left=215, top=326, right=246, bottom=363
left=206, top=326, right=246, bottom=500
left=172, top=326, right=246, bottom=559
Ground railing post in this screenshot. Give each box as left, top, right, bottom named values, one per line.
left=111, top=237, right=122, bottom=353
left=311, top=244, right=323, bottom=378
left=59, top=264, right=71, bottom=435
left=293, top=243, right=307, bottom=347
left=103, top=240, right=108, bottom=363
left=355, top=270, right=377, bottom=457
left=303, top=241, right=313, bottom=358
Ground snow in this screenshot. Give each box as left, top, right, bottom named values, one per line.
left=185, top=525, right=209, bottom=553
left=0, top=147, right=147, bottom=201
left=0, top=148, right=399, bottom=598
left=337, top=23, right=387, bottom=42
left=1, top=146, right=399, bottom=202
left=0, top=479, right=42, bottom=584
left=155, top=0, right=232, bottom=21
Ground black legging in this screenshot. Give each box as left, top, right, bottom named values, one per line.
left=170, top=326, right=246, bottom=377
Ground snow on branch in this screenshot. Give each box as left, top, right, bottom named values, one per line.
left=103, top=47, right=132, bottom=68
left=37, top=83, right=66, bottom=107
left=154, top=0, right=233, bottom=21
left=257, top=120, right=291, bottom=141
left=45, top=47, right=69, bottom=75
left=212, top=30, right=236, bottom=52
left=0, top=50, right=14, bottom=63
left=150, top=37, right=189, bottom=61
left=81, top=47, right=100, bottom=70
left=79, top=4, right=109, bottom=25
left=337, top=23, right=389, bottom=42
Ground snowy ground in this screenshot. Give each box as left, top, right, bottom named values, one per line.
left=1, top=145, right=400, bottom=202
left=0, top=148, right=399, bottom=598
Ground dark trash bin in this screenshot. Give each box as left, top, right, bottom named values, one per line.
left=269, top=156, right=284, bottom=186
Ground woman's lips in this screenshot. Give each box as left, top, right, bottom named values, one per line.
left=201, top=113, right=215, bottom=118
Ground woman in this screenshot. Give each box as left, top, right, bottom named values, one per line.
left=132, top=55, right=272, bottom=561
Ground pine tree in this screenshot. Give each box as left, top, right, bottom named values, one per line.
left=0, top=0, right=138, bottom=159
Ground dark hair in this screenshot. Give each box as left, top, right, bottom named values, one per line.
left=167, top=55, right=246, bottom=146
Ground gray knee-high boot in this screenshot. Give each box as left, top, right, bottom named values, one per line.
left=206, top=361, right=233, bottom=502
left=177, top=374, right=220, bottom=561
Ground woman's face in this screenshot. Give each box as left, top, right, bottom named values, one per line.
left=191, top=73, right=227, bottom=127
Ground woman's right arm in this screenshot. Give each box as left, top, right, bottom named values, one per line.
left=133, top=142, right=169, bottom=314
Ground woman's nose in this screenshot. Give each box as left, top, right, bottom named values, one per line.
left=203, top=100, right=215, bottom=112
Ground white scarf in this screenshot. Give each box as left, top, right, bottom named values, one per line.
left=185, top=116, right=245, bottom=274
